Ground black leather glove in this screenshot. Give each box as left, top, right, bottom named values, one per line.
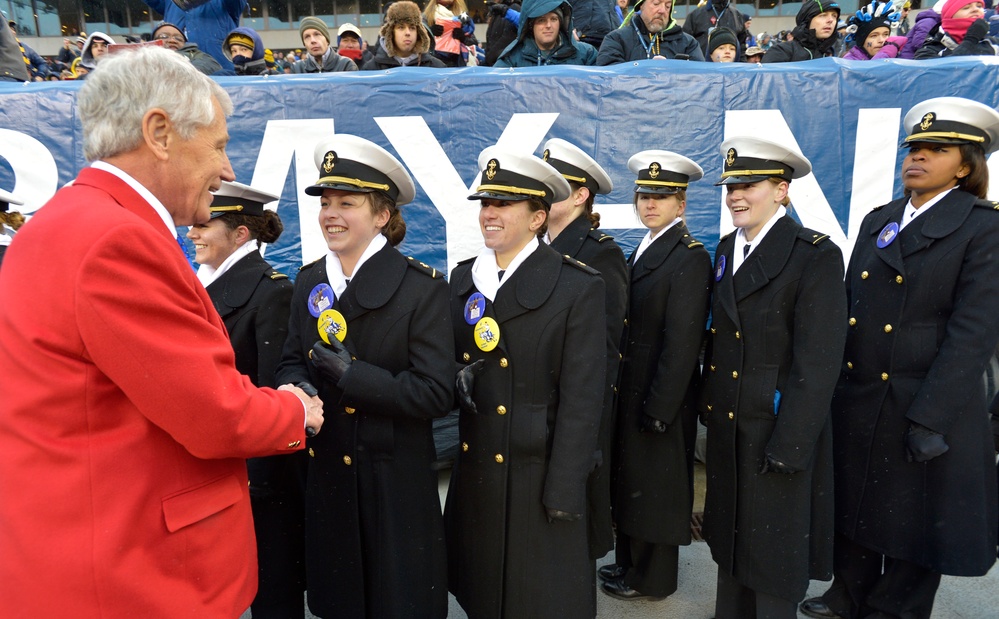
left=456, top=359, right=485, bottom=414
left=489, top=3, right=509, bottom=18
left=640, top=414, right=667, bottom=434
left=905, top=423, right=949, bottom=463
left=310, top=339, right=352, bottom=384
left=460, top=31, right=478, bottom=46
left=965, top=18, right=989, bottom=44
left=295, top=382, right=319, bottom=436
left=990, top=415, right=999, bottom=453
left=759, top=454, right=795, bottom=474
left=430, top=23, right=444, bottom=36
left=545, top=506, right=582, bottom=523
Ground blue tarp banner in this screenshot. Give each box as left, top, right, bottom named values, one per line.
left=2, top=57, right=998, bottom=277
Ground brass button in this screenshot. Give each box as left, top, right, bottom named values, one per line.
left=287, top=440, right=300, bottom=448
left=849, top=317, right=857, bottom=326
left=463, top=352, right=470, bottom=362
left=345, top=406, right=355, bottom=414
left=861, top=271, right=869, bottom=280
left=343, top=455, right=352, bottom=465
left=496, top=405, right=507, bottom=415
left=732, top=371, right=739, bottom=379
left=308, top=448, right=315, bottom=457
left=710, top=365, right=716, bottom=372
left=619, top=353, right=623, bottom=360
left=623, top=318, right=629, bottom=326
left=728, top=412, right=734, bottom=419
left=461, top=442, right=469, bottom=452
left=613, top=386, right=618, bottom=393
left=884, top=324, right=892, bottom=333
left=881, top=372, right=889, bottom=382
left=895, top=275, right=903, bottom=284
left=735, top=331, right=741, bottom=339
left=494, top=454, right=504, bottom=463
left=847, top=361, right=854, bottom=369
left=499, top=358, right=509, bottom=368
left=707, top=404, right=713, bottom=411
left=711, top=327, right=717, bottom=334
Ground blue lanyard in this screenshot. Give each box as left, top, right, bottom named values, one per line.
left=632, top=19, right=660, bottom=58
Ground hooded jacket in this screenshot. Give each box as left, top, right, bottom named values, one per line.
left=900, top=7, right=940, bottom=58
left=682, top=0, right=749, bottom=59
left=595, top=3, right=703, bottom=64
left=291, top=47, right=357, bottom=73
left=80, top=32, right=115, bottom=70
left=762, top=0, right=840, bottom=62
left=223, top=26, right=277, bottom=75
left=494, top=0, right=598, bottom=66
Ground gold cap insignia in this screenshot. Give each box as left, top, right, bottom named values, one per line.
left=323, top=150, right=337, bottom=174
left=485, top=158, right=499, bottom=181
left=648, top=162, right=660, bottom=179
left=726, top=148, right=736, bottom=167
left=542, top=149, right=550, bottom=162
left=920, top=112, right=934, bottom=131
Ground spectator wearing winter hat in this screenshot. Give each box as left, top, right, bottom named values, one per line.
left=141, top=0, right=244, bottom=71
left=336, top=23, right=374, bottom=66
left=843, top=1, right=907, bottom=59
left=152, top=22, right=225, bottom=75
left=762, top=0, right=840, bottom=62
left=915, top=0, right=999, bottom=57
left=494, top=0, right=598, bottom=66
left=744, top=14, right=757, bottom=46
left=361, top=1, right=446, bottom=69
left=79, top=31, right=115, bottom=73
left=682, top=0, right=749, bottom=60
left=223, top=27, right=277, bottom=75
left=707, top=26, right=740, bottom=61
left=291, top=16, right=357, bottom=73
left=744, top=44, right=764, bottom=61
left=596, top=0, right=703, bottom=64
left=894, top=0, right=913, bottom=34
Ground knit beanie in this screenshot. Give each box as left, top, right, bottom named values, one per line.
left=380, top=1, right=430, bottom=56
left=707, top=27, right=739, bottom=57
left=941, top=0, right=982, bottom=42
left=151, top=21, right=186, bottom=42
left=846, top=1, right=899, bottom=45
left=796, top=0, right=841, bottom=28
left=299, top=16, right=331, bottom=44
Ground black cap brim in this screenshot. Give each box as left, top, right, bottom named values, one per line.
left=305, top=182, right=380, bottom=197
left=715, top=174, right=774, bottom=186
left=467, top=189, right=546, bottom=204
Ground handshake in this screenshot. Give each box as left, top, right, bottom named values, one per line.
left=278, top=382, right=325, bottom=438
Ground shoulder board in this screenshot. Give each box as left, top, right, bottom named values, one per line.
left=298, top=256, right=324, bottom=272
left=974, top=199, right=999, bottom=211
left=681, top=232, right=703, bottom=249
left=267, top=269, right=289, bottom=281
left=719, top=230, right=736, bottom=242
left=561, top=254, right=600, bottom=275
left=406, top=256, right=442, bottom=278
left=798, top=229, right=830, bottom=245
left=587, top=229, right=615, bottom=243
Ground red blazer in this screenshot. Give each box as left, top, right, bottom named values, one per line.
left=0, top=167, right=306, bottom=618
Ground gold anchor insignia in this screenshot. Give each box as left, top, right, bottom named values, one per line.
left=920, top=113, right=934, bottom=131
left=323, top=151, right=336, bottom=174
left=485, top=158, right=499, bottom=181
left=648, top=162, right=660, bottom=179
left=726, top=148, right=736, bottom=167
left=542, top=149, right=550, bottom=161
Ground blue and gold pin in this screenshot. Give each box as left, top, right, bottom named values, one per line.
left=308, top=283, right=335, bottom=318
left=715, top=255, right=727, bottom=282
left=877, top=222, right=899, bottom=249
left=464, top=292, right=486, bottom=325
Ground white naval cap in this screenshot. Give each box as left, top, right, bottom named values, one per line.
left=0, top=187, right=23, bottom=212
left=307, top=134, right=416, bottom=206
left=209, top=181, right=279, bottom=218
left=715, top=136, right=811, bottom=186
left=541, top=138, right=614, bottom=195
left=627, top=150, right=704, bottom=194
left=902, top=97, right=999, bottom=155
left=468, top=145, right=571, bottom=207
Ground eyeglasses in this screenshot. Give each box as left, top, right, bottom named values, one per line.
left=155, top=33, right=185, bottom=42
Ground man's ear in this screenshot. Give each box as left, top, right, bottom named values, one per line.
left=142, top=108, right=172, bottom=161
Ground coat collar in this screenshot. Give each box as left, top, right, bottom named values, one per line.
left=337, top=243, right=407, bottom=319
left=549, top=214, right=590, bottom=258
left=733, top=214, right=799, bottom=302
left=73, top=167, right=176, bottom=244
left=206, top=252, right=267, bottom=317
left=482, top=243, right=563, bottom=324
left=630, top=222, right=688, bottom=280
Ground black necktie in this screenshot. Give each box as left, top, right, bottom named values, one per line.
left=498, top=270, right=506, bottom=281
left=743, top=244, right=751, bottom=259
left=345, top=278, right=350, bottom=285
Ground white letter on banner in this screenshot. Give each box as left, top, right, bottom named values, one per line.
left=0, top=130, right=58, bottom=214
left=376, top=113, right=559, bottom=275
left=722, top=109, right=899, bottom=265
left=251, top=119, right=336, bottom=264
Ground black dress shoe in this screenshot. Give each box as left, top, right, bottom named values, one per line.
left=800, top=597, right=844, bottom=619
left=597, top=564, right=627, bottom=581
left=600, top=578, right=666, bottom=601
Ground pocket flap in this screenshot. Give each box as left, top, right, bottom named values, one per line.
left=162, top=474, right=242, bottom=533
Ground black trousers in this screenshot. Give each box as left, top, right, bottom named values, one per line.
left=614, top=531, right=680, bottom=597
left=714, top=568, right=798, bottom=619
left=832, top=533, right=941, bottom=619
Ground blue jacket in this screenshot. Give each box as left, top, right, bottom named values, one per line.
left=494, top=0, right=598, bottom=67
left=143, top=0, right=245, bottom=71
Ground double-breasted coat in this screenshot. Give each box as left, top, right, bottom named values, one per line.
left=832, top=190, right=999, bottom=576
left=275, top=243, right=453, bottom=619
left=613, top=222, right=711, bottom=545
left=550, top=214, right=628, bottom=559
left=205, top=250, right=306, bottom=610
left=445, top=243, right=606, bottom=619
left=701, top=214, right=847, bottom=601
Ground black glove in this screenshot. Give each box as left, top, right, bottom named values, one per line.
left=965, top=18, right=989, bottom=44
left=310, top=339, right=352, bottom=384
left=430, top=23, right=444, bottom=37
left=489, top=3, right=509, bottom=18
left=905, top=423, right=949, bottom=463
left=990, top=415, right=999, bottom=453
left=545, top=506, right=582, bottom=523
left=456, top=359, right=485, bottom=414
left=759, top=454, right=795, bottom=474
left=640, top=414, right=667, bottom=434
left=295, top=382, right=319, bottom=437
left=460, top=31, right=478, bottom=46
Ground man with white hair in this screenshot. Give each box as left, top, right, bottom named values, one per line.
left=0, top=45, right=324, bottom=617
